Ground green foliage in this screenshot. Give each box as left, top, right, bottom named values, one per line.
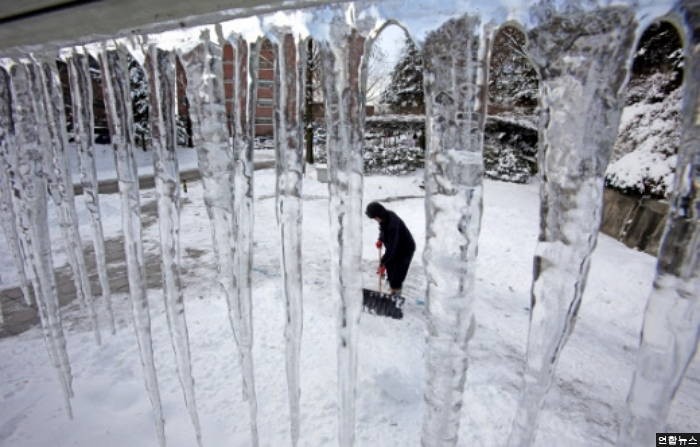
left=488, top=26, right=538, bottom=110
left=381, top=38, right=424, bottom=112
left=128, top=56, right=150, bottom=149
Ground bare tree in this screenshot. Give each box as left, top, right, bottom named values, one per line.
left=365, top=44, right=390, bottom=105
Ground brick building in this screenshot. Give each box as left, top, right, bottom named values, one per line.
left=62, top=40, right=279, bottom=145
left=254, top=40, right=275, bottom=137
left=221, top=39, right=275, bottom=138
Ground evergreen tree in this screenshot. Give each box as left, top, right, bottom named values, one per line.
left=626, top=20, right=683, bottom=103
left=128, top=55, right=150, bottom=150
left=605, top=20, right=683, bottom=198
left=175, top=57, right=193, bottom=147
left=305, top=38, right=315, bottom=164
left=488, top=26, right=538, bottom=111
left=381, top=37, right=424, bottom=113
left=87, top=55, right=111, bottom=144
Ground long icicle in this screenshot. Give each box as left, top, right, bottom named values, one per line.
left=617, top=1, right=700, bottom=444
left=39, top=57, right=101, bottom=345
left=271, top=31, right=305, bottom=446
left=179, top=29, right=259, bottom=445
left=420, top=16, right=490, bottom=447
left=0, top=66, right=33, bottom=308
left=67, top=50, right=116, bottom=334
left=506, top=7, right=637, bottom=446
left=229, top=31, right=261, bottom=446
left=319, top=9, right=370, bottom=445
left=9, top=61, right=74, bottom=417
left=144, top=44, right=202, bottom=447
left=99, top=44, right=166, bottom=447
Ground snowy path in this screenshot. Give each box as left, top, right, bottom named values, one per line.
left=0, top=169, right=697, bottom=446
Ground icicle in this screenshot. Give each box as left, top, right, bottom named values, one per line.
left=9, top=61, right=74, bottom=417
left=270, top=31, right=305, bottom=446
left=67, top=51, right=116, bottom=334
left=617, top=2, right=700, bottom=444
left=179, top=29, right=259, bottom=445
left=0, top=66, right=33, bottom=307
left=38, top=57, right=101, bottom=345
left=98, top=44, right=166, bottom=447
left=319, top=12, right=369, bottom=446
left=144, top=44, right=202, bottom=447
left=230, top=31, right=261, bottom=447
left=419, top=16, right=489, bottom=447
left=506, top=7, right=637, bottom=447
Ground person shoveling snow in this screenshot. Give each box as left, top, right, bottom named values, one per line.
left=366, top=201, right=416, bottom=295
left=363, top=201, right=416, bottom=319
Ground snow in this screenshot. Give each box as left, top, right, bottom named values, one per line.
left=0, top=168, right=698, bottom=446
left=605, top=81, right=681, bottom=198
left=365, top=114, right=425, bottom=123
left=66, top=143, right=200, bottom=183
left=488, top=112, right=538, bottom=131
left=606, top=148, right=677, bottom=198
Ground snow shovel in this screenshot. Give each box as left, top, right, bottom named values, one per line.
left=362, top=244, right=404, bottom=319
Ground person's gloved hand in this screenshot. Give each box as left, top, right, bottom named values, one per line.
left=376, top=265, right=386, bottom=277
left=375, top=240, right=382, bottom=249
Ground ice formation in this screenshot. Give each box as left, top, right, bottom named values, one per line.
left=99, top=45, right=166, bottom=447
left=179, top=29, right=260, bottom=445
left=420, top=14, right=488, bottom=447
left=144, top=44, right=202, bottom=447
left=269, top=30, right=305, bottom=446
left=506, top=7, right=638, bottom=446
left=67, top=51, right=117, bottom=334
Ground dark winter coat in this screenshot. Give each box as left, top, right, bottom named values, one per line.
left=379, top=210, right=415, bottom=264
left=379, top=211, right=415, bottom=289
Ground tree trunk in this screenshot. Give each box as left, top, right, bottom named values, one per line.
left=304, top=38, right=314, bottom=165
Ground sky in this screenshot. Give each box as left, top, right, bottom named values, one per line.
left=367, top=24, right=408, bottom=105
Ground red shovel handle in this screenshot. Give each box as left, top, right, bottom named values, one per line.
left=377, top=246, right=383, bottom=293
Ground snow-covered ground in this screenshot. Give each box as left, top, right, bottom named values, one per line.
left=65, top=144, right=275, bottom=183
left=66, top=144, right=199, bottom=183
left=0, top=167, right=698, bottom=446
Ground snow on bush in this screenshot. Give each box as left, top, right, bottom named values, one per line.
left=484, top=141, right=532, bottom=184
left=605, top=73, right=681, bottom=198
left=362, top=136, right=424, bottom=174
left=483, top=118, right=538, bottom=184
left=312, top=117, right=539, bottom=180
left=313, top=131, right=425, bottom=175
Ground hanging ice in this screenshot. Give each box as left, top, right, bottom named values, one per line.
left=38, top=57, right=101, bottom=344
left=179, top=29, right=259, bottom=445
left=99, top=45, right=166, bottom=447
left=506, top=6, right=637, bottom=446
left=227, top=32, right=260, bottom=445
left=319, top=7, right=371, bottom=445
left=617, top=1, right=700, bottom=444
left=0, top=66, right=32, bottom=309
left=7, top=61, right=74, bottom=417
left=144, top=44, right=202, bottom=447
left=270, top=30, right=305, bottom=446
left=420, top=15, right=488, bottom=447
left=67, top=50, right=116, bottom=334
